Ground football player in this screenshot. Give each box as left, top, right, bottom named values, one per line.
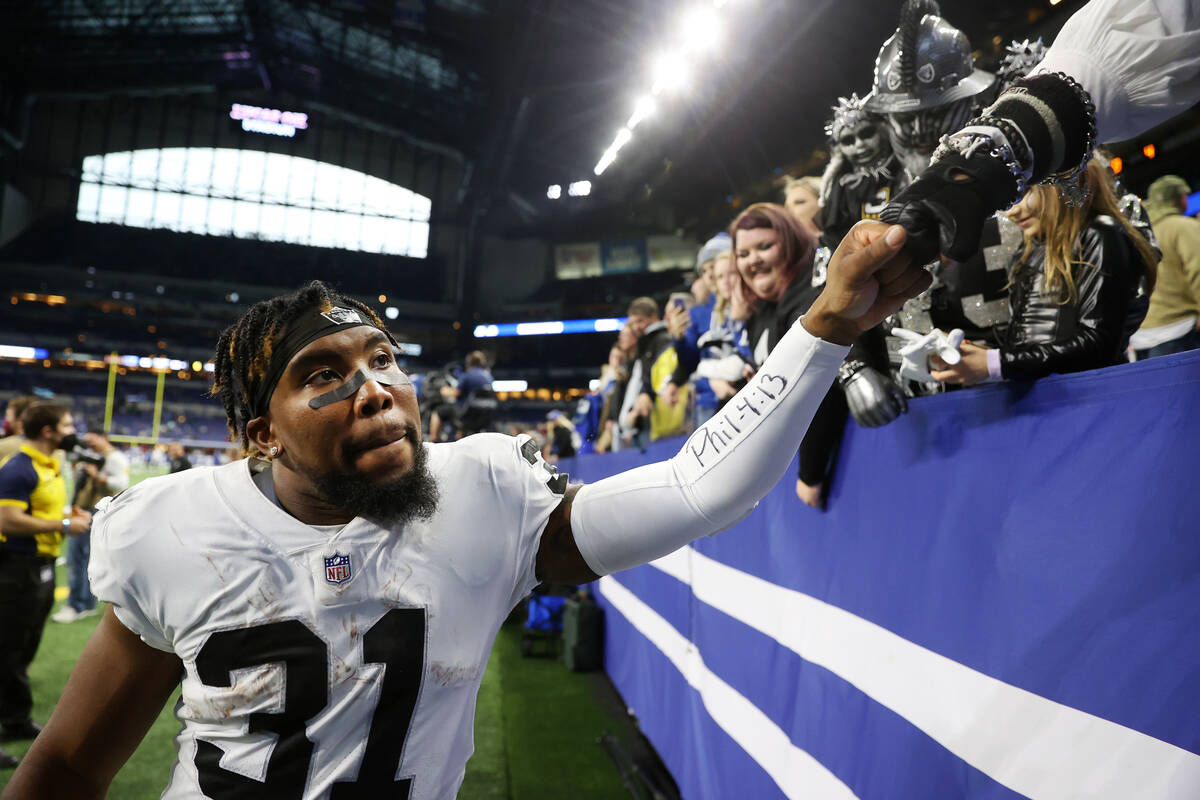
left=3, top=220, right=928, bottom=799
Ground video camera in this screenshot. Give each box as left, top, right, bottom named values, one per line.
left=59, top=434, right=106, bottom=468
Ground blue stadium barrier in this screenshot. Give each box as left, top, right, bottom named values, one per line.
left=558, top=349, right=1200, bottom=799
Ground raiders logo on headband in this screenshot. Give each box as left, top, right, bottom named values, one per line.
left=321, top=307, right=363, bottom=325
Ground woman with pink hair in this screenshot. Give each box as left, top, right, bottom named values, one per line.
left=731, top=203, right=855, bottom=509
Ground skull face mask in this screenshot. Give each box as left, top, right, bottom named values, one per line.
left=835, top=119, right=891, bottom=170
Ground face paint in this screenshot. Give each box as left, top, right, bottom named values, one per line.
left=307, top=367, right=413, bottom=410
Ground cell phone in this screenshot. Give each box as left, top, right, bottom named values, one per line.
left=668, top=292, right=694, bottom=312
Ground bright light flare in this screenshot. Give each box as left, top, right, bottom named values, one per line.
left=680, top=7, right=720, bottom=53
left=547, top=184, right=562, bottom=199
left=627, top=96, right=657, bottom=130
left=568, top=180, right=592, bottom=197
left=594, top=151, right=617, bottom=176
left=652, top=51, right=690, bottom=95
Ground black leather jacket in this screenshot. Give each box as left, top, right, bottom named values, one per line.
left=1000, top=215, right=1148, bottom=380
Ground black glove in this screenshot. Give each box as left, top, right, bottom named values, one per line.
left=880, top=148, right=1022, bottom=265
left=838, top=361, right=907, bottom=428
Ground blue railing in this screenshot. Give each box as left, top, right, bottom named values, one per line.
left=559, top=350, right=1200, bottom=799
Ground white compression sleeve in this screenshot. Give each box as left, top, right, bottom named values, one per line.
left=570, top=318, right=849, bottom=576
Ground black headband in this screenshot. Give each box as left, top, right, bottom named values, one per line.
left=246, top=305, right=394, bottom=421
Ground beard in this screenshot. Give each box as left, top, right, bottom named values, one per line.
left=313, top=431, right=440, bottom=528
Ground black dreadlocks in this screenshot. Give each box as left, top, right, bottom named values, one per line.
left=210, top=280, right=389, bottom=454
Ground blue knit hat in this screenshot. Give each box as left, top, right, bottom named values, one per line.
left=696, top=232, right=731, bottom=272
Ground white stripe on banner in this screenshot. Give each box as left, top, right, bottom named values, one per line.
left=597, top=575, right=858, bottom=800
left=643, top=547, right=1200, bottom=800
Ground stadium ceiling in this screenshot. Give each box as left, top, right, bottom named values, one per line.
left=0, top=0, right=1079, bottom=238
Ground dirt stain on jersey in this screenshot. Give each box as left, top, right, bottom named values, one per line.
left=380, top=561, right=414, bottom=602
left=182, top=665, right=282, bottom=721
left=430, top=661, right=478, bottom=687
left=203, top=555, right=227, bottom=585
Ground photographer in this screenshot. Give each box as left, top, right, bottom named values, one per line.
left=53, top=432, right=128, bottom=624
left=0, top=403, right=91, bottom=760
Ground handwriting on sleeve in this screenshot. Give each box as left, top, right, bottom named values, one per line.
left=685, top=373, right=789, bottom=468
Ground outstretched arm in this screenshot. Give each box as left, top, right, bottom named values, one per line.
left=1, top=609, right=182, bottom=800
left=536, top=222, right=930, bottom=582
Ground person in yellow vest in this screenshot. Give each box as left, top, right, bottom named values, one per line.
left=0, top=402, right=92, bottom=766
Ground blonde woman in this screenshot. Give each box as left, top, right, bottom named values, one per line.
left=932, top=157, right=1158, bottom=384
left=783, top=175, right=823, bottom=239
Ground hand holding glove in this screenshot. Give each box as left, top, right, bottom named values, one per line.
left=892, top=327, right=965, bottom=383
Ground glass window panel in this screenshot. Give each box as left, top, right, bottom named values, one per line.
left=130, top=150, right=159, bottom=190
left=156, top=148, right=187, bottom=192
left=309, top=208, right=339, bottom=248
left=359, top=214, right=388, bottom=253
left=258, top=202, right=287, bottom=241
left=337, top=170, right=366, bottom=214
left=363, top=177, right=395, bottom=217
left=232, top=200, right=260, bottom=238
left=81, top=155, right=103, bottom=183
left=312, top=162, right=343, bottom=211
left=286, top=157, right=316, bottom=207
left=101, top=152, right=132, bottom=187
left=381, top=218, right=409, bottom=256
left=125, top=187, right=155, bottom=228
left=261, top=153, right=292, bottom=205
left=284, top=206, right=312, bottom=245
left=96, top=184, right=127, bottom=224
left=411, top=194, right=432, bottom=222
left=182, top=149, right=215, bottom=195
left=209, top=150, right=239, bottom=199
left=207, top=197, right=235, bottom=236
left=179, top=194, right=208, bottom=234
left=234, top=150, right=266, bottom=202
left=77, top=148, right=430, bottom=257
left=76, top=183, right=100, bottom=221
left=411, top=221, right=430, bottom=258
left=332, top=212, right=362, bottom=251
left=152, top=191, right=182, bottom=231
left=384, top=186, right=413, bottom=219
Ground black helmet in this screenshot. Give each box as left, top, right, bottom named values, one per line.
left=864, top=0, right=996, bottom=114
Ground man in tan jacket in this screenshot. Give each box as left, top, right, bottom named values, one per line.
left=1131, top=175, right=1200, bottom=359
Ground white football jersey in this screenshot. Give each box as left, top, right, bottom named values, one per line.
left=89, top=433, right=565, bottom=799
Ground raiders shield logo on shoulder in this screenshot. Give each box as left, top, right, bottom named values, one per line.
left=324, top=553, right=352, bottom=585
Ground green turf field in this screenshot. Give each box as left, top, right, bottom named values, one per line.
left=0, top=570, right=645, bottom=799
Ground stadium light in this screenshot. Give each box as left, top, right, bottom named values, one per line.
left=594, top=149, right=618, bottom=176
left=651, top=51, right=690, bottom=95
left=1142, top=143, right=1156, bottom=159
left=568, top=180, right=592, bottom=197
left=385, top=306, right=400, bottom=320
left=0, top=345, right=49, bottom=359
left=474, top=317, right=628, bottom=338
left=627, top=96, right=656, bottom=130
left=679, top=7, right=720, bottom=53
left=547, top=184, right=562, bottom=200
left=492, top=380, right=529, bottom=392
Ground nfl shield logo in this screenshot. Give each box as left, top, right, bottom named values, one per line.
left=324, top=553, right=352, bottom=585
